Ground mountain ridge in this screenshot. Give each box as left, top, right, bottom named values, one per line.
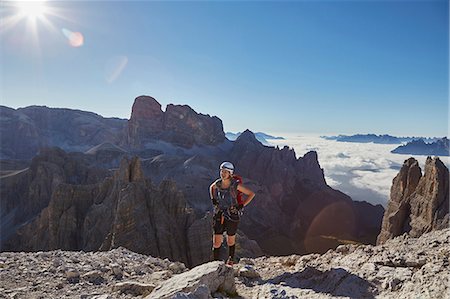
left=322, top=134, right=443, bottom=144
left=226, top=131, right=285, bottom=146
left=391, top=137, right=449, bottom=156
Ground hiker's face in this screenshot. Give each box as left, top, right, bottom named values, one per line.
left=220, top=169, right=232, bottom=180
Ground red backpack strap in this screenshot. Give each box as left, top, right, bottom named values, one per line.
left=232, top=174, right=242, bottom=184
left=232, top=175, right=244, bottom=205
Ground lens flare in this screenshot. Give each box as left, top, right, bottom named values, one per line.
left=105, top=56, right=128, bottom=83
left=304, top=201, right=357, bottom=253
left=62, top=28, right=84, bottom=47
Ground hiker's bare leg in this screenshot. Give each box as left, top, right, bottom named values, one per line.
left=227, top=235, right=235, bottom=246
left=213, top=234, right=223, bottom=248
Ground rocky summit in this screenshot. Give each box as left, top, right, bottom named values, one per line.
left=0, top=228, right=448, bottom=298
left=377, top=157, right=449, bottom=244
left=125, top=96, right=225, bottom=148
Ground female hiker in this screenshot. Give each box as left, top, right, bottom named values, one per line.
left=209, top=161, right=255, bottom=265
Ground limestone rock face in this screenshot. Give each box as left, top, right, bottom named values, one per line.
left=0, top=147, right=108, bottom=247
left=125, top=96, right=225, bottom=148
left=127, top=96, right=165, bottom=147
left=130, top=96, right=164, bottom=124
left=408, top=157, right=449, bottom=237
left=2, top=155, right=212, bottom=267
left=163, top=104, right=225, bottom=147
left=377, top=157, right=449, bottom=244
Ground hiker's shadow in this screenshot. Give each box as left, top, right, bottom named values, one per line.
left=238, top=266, right=378, bottom=299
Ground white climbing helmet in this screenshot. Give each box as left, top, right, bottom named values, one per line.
left=220, top=161, right=234, bottom=174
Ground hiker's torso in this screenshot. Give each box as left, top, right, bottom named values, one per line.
left=214, top=178, right=240, bottom=220
left=215, top=178, right=238, bottom=208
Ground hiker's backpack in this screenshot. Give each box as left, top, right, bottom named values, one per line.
left=232, top=174, right=244, bottom=206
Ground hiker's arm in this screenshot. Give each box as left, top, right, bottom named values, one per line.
left=237, top=184, right=255, bottom=207
left=209, top=182, right=218, bottom=205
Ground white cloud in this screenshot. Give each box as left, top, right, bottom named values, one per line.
left=269, top=134, right=450, bottom=207
left=324, top=175, right=341, bottom=187
left=350, top=169, right=396, bottom=197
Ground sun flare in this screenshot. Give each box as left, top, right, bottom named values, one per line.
left=16, top=1, right=49, bottom=20
left=1, top=0, right=84, bottom=50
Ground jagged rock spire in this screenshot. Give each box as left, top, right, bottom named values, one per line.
left=377, top=157, right=449, bottom=244
left=116, top=156, right=144, bottom=182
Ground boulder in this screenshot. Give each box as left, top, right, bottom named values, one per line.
left=238, top=265, right=260, bottom=279
left=112, top=281, right=156, bottom=296
left=145, top=261, right=235, bottom=299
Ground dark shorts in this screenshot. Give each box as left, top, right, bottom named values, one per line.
left=213, top=212, right=239, bottom=236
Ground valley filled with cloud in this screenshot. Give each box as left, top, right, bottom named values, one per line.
left=268, top=134, right=449, bottom=207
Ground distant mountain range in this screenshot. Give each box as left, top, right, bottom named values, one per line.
left=226, top=132, right=284, bottom=145
left=321, top=134, right=442, bottom=144
left=391, top=138, right=449, bottom=156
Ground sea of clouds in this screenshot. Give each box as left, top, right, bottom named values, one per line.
left=267, top=133, right=450, bottom=207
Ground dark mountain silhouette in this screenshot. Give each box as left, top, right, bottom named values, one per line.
left=391, top=138, right=449, bottom=156
left=322, top=134, right=441, bottom=144
left=225, top=131, right=284, bottom=146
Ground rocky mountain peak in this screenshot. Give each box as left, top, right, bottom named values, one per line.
left=377, top=157, right=449, bottom=244
left=392, top=157, right=422, bottom=202
left=126, top=96, right=165, bottom=147
left=125, top=95, right=225, bottom=148
left=129, top=96, right=163, bottom=121
left=235, top=129, right=261, bottom=145
left=302, top=150, right=319, bottom=165
left=424, top=155, right=447, bottom=178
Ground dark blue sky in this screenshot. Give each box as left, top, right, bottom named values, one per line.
left=1, top=0, right=448, bottom=136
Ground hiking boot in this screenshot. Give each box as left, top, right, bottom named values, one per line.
left=226, top=257, right=234, bottom=266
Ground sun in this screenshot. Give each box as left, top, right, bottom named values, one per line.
left=1, top=0, right=84, bottom=50
left=1, top=0, right=53, bottom=33
left=15, top=1, right=49, bottom=20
